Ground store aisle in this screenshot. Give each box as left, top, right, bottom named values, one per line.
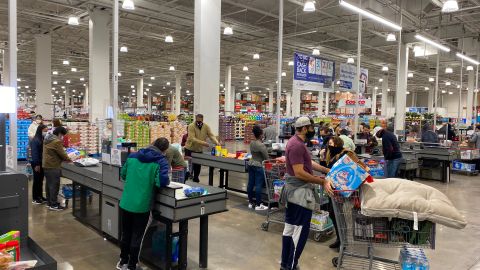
left=27, top=172, right=480, bottom=270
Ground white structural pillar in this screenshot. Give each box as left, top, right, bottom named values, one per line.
left=194, top=0, right=221, bottom=134
left=230, top=86, right=236, bottom=113
left=317, top=91, right=324, bottom=116
left=137, top=77, right=144, bottom=108
left=381, top=75, right=389, bottom=116
left=83, top=85, right=89, bottom=110
left=394, top=43, right=409, bottom=133
left=35, top=35, right=52, bottom=119
left=286, top=92, right=292, bottom=117
left=428, top=86, right=434, bottom=113
left=89, top=9, right=110, bottom=122
left=175, top=74, right=181, bottom=115
left=147, top=90, right=152, bottom=114
left=371, top=88, right=377, bottom=116
left=466, top=70, right=475, bottom=125
left=224, top=65, right=232, bottom=115
left=325, top=92, right=330, bottom=115
left=268, top=90, right=274, bottom=114
left=291, top=89, right=301, bottom=116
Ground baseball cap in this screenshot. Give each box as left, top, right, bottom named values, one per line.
left=295, top=117, right=311, bottom=128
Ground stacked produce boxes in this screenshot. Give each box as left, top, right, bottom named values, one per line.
left=125, top=121, right=150, bottom=148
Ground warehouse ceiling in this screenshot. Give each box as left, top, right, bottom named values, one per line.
left=0, top=0, right=479, bottom=103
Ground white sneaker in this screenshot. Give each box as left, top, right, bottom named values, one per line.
left=116, top=260, right=127, bottom=270
left=255, top=204, right=268, bottom=211
left=248, top=203, right=254, bottom=209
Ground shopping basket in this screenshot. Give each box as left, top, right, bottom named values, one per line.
left=261, top=160, right=334, bottom=241
left=331, top=188, right=436, bottom=269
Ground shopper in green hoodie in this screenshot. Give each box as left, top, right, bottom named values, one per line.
left=117, top=138, right=170, bottom=270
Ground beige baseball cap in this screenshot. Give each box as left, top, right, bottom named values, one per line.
left=295, top=116, right=311, bottom=128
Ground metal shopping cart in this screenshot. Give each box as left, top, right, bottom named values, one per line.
left=171, top=167, right=187, bottom=184
left=261, top=160, right=334, bottom=241
left=331, top=189, right=436, bottom=269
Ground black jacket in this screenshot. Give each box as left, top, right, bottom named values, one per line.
left=30, top=137, right=44, bottom=167
left=381, top=131, right=402, bottom=160
left=421, top=130, right=439, bottom=147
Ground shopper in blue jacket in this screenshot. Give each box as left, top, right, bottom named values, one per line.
left=376, top=128, right=402, bottom=177
left=30, top=124, right=49, bottom=204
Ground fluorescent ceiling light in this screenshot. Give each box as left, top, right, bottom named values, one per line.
left=467, top=66, right=474, bottom=71
left=445, top=67, right=453, bottom=74
left=442, top=0, right=459, bottom=13
left=223, top=27, right=233, bottom=35
left=16, top=78, right=21, bottom=82
left=347, top=57, right=354, bottom=64
left=303, top=1, right=315, bottom=12
left=68, top=16, right=79, bottom=26
left=243, top=66, right=249, bottom=71
left=457, top=85, right=460, bottom=89
left=139, top=69, right=145, bottom=74
left=117, top=72, right=122, bottom=76
left=80, top=77, right=85, bottom=81
left=148, top=83, right=152, bottom=87
left=386, top=33, right=396, bottom=42
left=456, top=53, right=480, bottom=65
left=120, top=46, right=128, bottom=52
left=406, top=91, right=410, bottom=95
left=62, top=87, right=65, bottom=89
left=63, top=60, right=70, bottom=65
left=165, top=35, right=173, bottom=43
left=83, top=84, right=86, bottom=86
left=71, top=67, right=77, bottom=72
left=52, top=71, right=58, bottom=75
left=253, top=53, right=260, bottom=59
left=382, top=66, right=389, bottom=71
left=53, top=81, right=58, bottom=85
left=425, top=87, right=429, bottom=90
left=336, top=80, right=341, bottom=85
left=245, top=76, right=250, bottom=80
left=312, top=49, right=320, bottom=56
left=246, top=87, right=249, bottom=90
left=441, top=90, right=446, bottom=94
left=244, top=82, right=248, bottom=86
left=66, top=80, right=71, bottom=84
left=150, top=77, right=155, bottom=80
left=282, top=72, right=287, bottom=77
left=288, top=61, right=294, bottom=66
left=17, top=86, right=21, bottom=89
left=186, top=90, right=190, bottom=93
left=169, top=66, right=175, bottom=71
left=122, top=0, right=135, bottom=10
left=379, top=78, right=383, bottom=82
left=131, top=85, right=135, bottom=89
left=374, top=86, right=378, bottom=90
left=166, top=82, right=171, bottom=86
left=220, top=83, right=224, bottom=87
left=387, top=88, right=391, bottom=92
left=449, top=91, right=454, bottom=94
left=415, top=34, right=450, bottom=52
left=339, top=0, right=402, bottom=31
left=25, top=86, right=29, bottom=89
left=407, top=72, right=413, bottom=78
left=429, top=77, right=435, bottom=82
left=445, top=81, right=451, bottom=86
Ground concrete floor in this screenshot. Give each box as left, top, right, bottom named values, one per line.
left=28, top=167, right=480, bottom=270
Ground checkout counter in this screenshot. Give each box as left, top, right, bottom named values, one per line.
left=61, top=154, right=228, bottom=270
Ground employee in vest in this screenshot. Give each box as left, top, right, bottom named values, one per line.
left=280, top=117, right=333, bottom=270
left=184, top=114, right=219, bottom=182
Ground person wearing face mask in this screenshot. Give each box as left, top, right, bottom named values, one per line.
left=30, top=124, right=49, bottom=205
left=185, top=114, right=219, bottom=182
left=43, top=126, right=72, bottom=211
left=280, top=117, right=333, bottom=270
left=305, top=119, right=317, bottom=147
left=339, top=128, right=356, bottom=151
left=28, top=115, right=43, bottom=139
left=324, top=137, right=368, bottom=256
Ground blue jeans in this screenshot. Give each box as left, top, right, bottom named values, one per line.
left=385, top=158, right=402, bottom=178
left=247, top=166, right=265, bottom=206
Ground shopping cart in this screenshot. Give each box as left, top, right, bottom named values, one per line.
left=171, top=167, right=187, bottom=184
left=261, top=160, right=334, bottom=241
left=331, top=189, right=436, bottom=269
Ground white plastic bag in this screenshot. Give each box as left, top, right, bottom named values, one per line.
left=74, top=157, right=100, bottom=167
left=8, top=260, right=37, bottom=270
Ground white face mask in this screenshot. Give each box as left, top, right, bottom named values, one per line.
left=42, top=132, right=48, bottom=137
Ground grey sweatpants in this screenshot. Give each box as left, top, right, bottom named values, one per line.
left=44, top=168, right=61, bottom=206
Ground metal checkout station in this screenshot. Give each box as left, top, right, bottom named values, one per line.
left=60, top=147, right=228, bottom=270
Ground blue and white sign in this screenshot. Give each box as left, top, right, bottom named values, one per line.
left=293, top=52, right=335, bottom=92
left=339, top=64, right=368, bottom=93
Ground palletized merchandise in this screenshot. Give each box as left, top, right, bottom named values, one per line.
left=5, top=120, right=31, bottom=159
left=126, top=121, right=150, bottom=148
left=65, top=122, right=100, bottom=155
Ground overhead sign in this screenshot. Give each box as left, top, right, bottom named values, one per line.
left=293, top=52, right=335, bottom=92
left=339, top=64, right=368, bottom=93
left=338, top=99, right=372, bottom=108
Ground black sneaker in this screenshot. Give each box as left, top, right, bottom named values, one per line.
left=32, top=199, right=43, bottom=205
left=49, top=204, right=65, bottom=211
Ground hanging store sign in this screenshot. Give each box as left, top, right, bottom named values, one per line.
left=293, top=52, right=335, bottom=92
left=339, top=64, right=368, bottom=93
left=338, top=99, right=371, bottom=108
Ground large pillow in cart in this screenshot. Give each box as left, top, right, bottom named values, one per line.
left=361, top=179, right=467, bottom=229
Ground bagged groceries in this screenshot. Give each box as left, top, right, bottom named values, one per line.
left=74, top=157, right=100, bottom=167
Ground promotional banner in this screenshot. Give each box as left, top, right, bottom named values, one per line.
left=293, top=52, right=335, bottom=92
left=339, top=64, right=368, bottom=93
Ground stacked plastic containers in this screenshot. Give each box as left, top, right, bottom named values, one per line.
left=399, top=247, right=430, bottom=270
left=5, top=120, right=31, bottom=160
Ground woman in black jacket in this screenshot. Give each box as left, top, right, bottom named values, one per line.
left=30, top=124, right=48, bottom=204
